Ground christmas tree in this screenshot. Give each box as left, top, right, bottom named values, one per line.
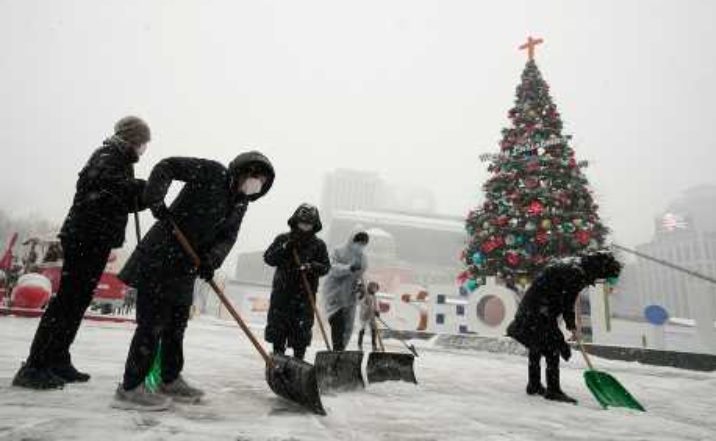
left=460, top=37, right=609, bottom=291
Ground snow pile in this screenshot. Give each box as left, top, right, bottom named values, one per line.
left=1, top=317, right=715, bottom=440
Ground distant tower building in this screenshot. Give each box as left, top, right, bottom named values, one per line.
left=615, top=186, right=716, bottom=320
left=320, top=169, right=385, bottom=229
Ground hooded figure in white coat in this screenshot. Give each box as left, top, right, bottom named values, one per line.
left=321, top=231, right=369, bottom=351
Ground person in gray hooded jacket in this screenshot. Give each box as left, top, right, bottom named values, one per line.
left=321, top=231, right=369, bottom=351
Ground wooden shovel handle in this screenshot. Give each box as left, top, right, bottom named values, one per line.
left=171, top=221, right=272, bottom=366
left=292, top=248, right=332, bottom=351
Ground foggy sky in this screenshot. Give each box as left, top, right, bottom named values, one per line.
left=2, top=0, right=715, bottom=269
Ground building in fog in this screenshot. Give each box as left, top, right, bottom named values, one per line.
left=614, top=185, right=716, bottom=319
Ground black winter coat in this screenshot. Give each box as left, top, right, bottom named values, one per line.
left=263, top=232, right=330, bottom=348
left=119, top=152, right=274, bottom=303
left=506, top=261, right=587, bottom=356
left=60, top=137, right=145, bottom=247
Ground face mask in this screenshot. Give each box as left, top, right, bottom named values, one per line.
left=240, top=177, right=263, bottom=196
left=135, top=143, right=148, bottom=157
left=297, top=222, right=313, bottom=232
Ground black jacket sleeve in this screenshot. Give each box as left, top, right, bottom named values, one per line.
left=144, top=157, right=226, bottom=208
left=561, top=271, right=585, bottom=331
left=264, top=234, right=291, bottom=267
left=81, top=148, right=144, bottom=213
left=310, top=241, right=331, bottom=277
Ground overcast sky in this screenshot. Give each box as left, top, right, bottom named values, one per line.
left=2, top=0, right=715, bottom=266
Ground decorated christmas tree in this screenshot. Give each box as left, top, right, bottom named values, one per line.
left=460, top=37, right=609, bottom=291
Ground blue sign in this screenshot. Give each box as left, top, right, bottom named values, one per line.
left=644, top=305, right=669, bottom=326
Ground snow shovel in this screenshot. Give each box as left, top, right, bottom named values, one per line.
left=576, top=338, right=645, bottom=412
left=172, top=223, right=326, bottom=415
left=292, top=249, right=364, bottom=392
left=366, top=311, right=418, bottom=385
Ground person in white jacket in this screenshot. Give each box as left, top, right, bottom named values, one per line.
left=321, top=231, right=369, bottom=351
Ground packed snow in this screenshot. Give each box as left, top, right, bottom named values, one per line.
left=1, top=316, right=715, bottom=441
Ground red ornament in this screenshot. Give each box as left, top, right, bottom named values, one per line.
left=496, top=216, right=509, bottom=227
left=457, top=271, right=470, bottom=285
left=527, top=201, right=544, bottom=216
left=536, top=231, right=549, bottom=244
left=576, top=230, right=591, bottom=245
left=506, top=252, right=520, bottom=267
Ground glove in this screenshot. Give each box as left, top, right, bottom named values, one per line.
left=197, top=261, right=215, bottom=281
left=349, top=263, right=362, bottom=272
left=150, top=202, right=171, bottom=222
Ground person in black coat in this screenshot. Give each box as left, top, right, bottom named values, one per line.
left=506, top=250, right=622, bottom=403
left=114, top=151, right=274, bottom=410
left=13, top=116, right=151, bottom=390
left=264, top=204, right=330, bottom=360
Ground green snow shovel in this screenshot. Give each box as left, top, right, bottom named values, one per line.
left=577, top=338, right=645, bottom=411
left=292, top=249, right=365, bottom=392
left=144, top=343, right=162, bottom=392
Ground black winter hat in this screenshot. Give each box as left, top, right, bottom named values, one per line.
left=114, top=116, right=151, bottom=146
left=580, top=250, right=622, bottom=282
left=288, top=203, right=323, bottom=233
left=353, top=232, right=369, bottom=244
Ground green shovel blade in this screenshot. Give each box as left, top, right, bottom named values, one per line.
left=144, top=343, right=162, bottom=392
left=584, top=369, right=645, bottom=412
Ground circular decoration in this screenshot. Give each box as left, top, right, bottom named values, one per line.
left=573, top=218, right=584, bottom=227
left=536, top=231, right=549, bottom=244
left=509, top=217, right=519, bottom=227
left=506, top=252, right=520, bottom=267
left=644, top=305, right=669, bottom=326
left=516, top=235, right=526, bottom=245
left=576, top=230, right=591, bottom=245
left=527, top=201, right=544, bottom=217
left=563, top=222, right=576, bottom=233
left=472, top=252, right=484, bottom=266
left=525, top=220, right=537, bottom=231
left=459, top=285, right=469, bottom=297
left=541, top=218, right=552, bottom=229
left=505, top=235, right=516, bottom=246
left=466, top=279, right=478, bottom=292
left=476, top=295, right=506, bottom=327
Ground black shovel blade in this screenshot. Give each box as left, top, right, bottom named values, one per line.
left=265, top=354, right=326, bottom=415
left=366, top=352, right=417, bottom=385
left=314, top=350, right=365, bottom=392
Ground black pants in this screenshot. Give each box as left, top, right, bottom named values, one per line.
left=528, top=349, right=561, bottom=391
left=122, top=283, right=191, bottom=391
left=357, top=328, right=377, bottom=350
left=328, top=307, right=351, bottom=351
left=26, top=239, right=112, bottom=369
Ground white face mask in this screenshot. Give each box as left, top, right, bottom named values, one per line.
left=240, top=177, right=263, bottom=196
left=135, top=143, right=148, bottom=157
left=297, top=222, right=313, bottom=232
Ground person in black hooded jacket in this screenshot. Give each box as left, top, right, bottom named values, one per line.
left=13, top=116, right=150, bottom=390
left=264, top=204, right=331, bottom=360
left=506, top=250, right=622, bottom=404
left=113, top=151, right=274, bottom=411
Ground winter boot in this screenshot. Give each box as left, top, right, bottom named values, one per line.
left=113, top=383, right=172, bottom=411
left=50, top=364, right=91, bottom=383
left=545, top=359, right=577, bottom=404
left=293, top=347, right=306, bottom=361
left=158, top=376, right=204, bottom=404
left=12, top=363, right=65, bottom=390
left=273, top=343, right=286, bottom=356
left=526, top=353, right=545, bottom=396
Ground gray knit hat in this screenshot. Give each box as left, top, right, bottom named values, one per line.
left=114, top=116, right=151, bottom=146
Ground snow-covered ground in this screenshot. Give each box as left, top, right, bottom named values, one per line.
left=1, top=316, right=715, bottom=441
